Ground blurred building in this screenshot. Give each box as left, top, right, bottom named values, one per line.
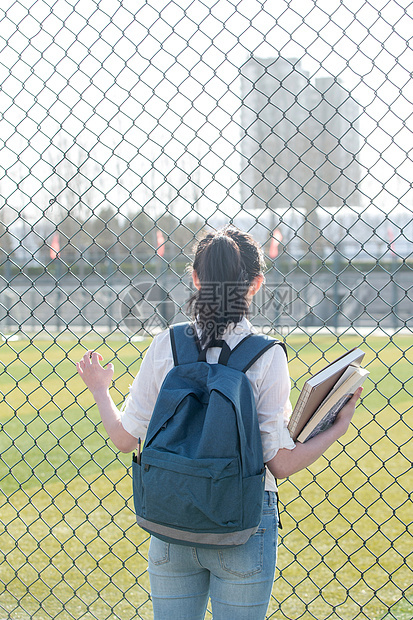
left=240, top=56, right=362, bottom=214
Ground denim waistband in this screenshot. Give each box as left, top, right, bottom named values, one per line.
left=264, top=490, right=277, bottom=508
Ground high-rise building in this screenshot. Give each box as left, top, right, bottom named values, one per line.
left=240, top=56, right=361, bottom=214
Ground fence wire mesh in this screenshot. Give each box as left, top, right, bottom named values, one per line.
left=1, top=0, right=412, bottom=619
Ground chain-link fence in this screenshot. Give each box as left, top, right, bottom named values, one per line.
left=1, top=1, right=412, bottom=618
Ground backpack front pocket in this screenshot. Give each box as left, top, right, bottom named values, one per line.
left=135, top=448, right=242, bottom=532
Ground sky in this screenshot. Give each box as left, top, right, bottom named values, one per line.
left=1, top=0, right=412, bottom=224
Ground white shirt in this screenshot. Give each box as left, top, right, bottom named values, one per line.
left=120, top=317, right=295, bottom=491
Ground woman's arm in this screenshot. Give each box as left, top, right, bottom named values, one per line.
left=76, top=351, right=138, bottom=453
left=266, top=387, right=362, bottom=479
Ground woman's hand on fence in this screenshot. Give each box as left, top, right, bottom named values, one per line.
left=76, top=351, right=114, bottom=398
left=76, top=351, right=137, bottom=453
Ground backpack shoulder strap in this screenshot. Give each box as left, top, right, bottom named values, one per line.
left=170, top=323, right=286, bottom=370
left=227, top=333, right=287, bottom=373
left=169, top=322, right=200, bottom=366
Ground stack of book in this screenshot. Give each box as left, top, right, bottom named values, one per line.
left=288, top=348, right=369, bottom=443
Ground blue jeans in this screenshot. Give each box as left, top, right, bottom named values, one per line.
left=148, top=491, right=278, bottom=620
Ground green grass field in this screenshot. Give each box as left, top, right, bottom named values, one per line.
left=1, top=332, right=412, bottom=619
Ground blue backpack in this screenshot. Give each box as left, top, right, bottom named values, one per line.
left=132, top=322, right=285, bottom=548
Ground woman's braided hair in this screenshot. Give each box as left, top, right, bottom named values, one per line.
left=188, top=226, right=265, bottom=347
